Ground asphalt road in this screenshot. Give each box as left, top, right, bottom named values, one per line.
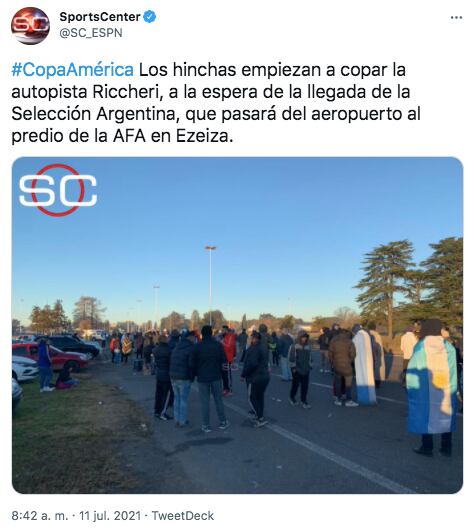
left=94, top=350, right=463, bottom=494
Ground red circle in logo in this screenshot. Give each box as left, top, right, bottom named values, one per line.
left=31, top=163, right=85, bottom=217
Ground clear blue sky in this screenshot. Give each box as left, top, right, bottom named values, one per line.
left=12, top=157, right=463, bottom=325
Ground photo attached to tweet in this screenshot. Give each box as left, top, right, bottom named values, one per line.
left=11, top=157, right=463, bottom=498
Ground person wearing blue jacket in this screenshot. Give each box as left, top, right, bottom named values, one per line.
left=38, top=338, right=54, bottom=393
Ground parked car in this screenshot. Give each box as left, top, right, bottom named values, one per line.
left=16, top=334, right=36, bottom=343
left=12, top=378, right=22, bottom=412
left=34, top=335, right=100, bottom=358
left=12, top=343, right=89, bottom=372
left=12, top=355, right=39, bottom=382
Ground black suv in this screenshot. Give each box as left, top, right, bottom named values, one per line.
left=34, top=335, right=100, bottom=358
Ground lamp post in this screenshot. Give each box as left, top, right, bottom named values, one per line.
left=153, top=285, right=160, bottom=331
left=205, top=246, right=217, bottom=326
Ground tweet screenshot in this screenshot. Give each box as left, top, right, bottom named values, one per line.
left=1, top=0, right=471, bottom=529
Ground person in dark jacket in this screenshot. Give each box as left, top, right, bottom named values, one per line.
left=143, top=335, right=154, bottom=372
left=318, top=327, right=331, bottom=373
left=289, top=331, right=313, bottom=408
left=258, top=323, right=270, bottom=364
left=191, top=325, right=230, bottom=432
left=168, top=329, right=180, bottom=351
left=238, top=329, right=248, bottom=363
left=328, top=329, right=358, bottom=406
left=241, top=331, right=270, bottom=427
left=269, top=331, right=279, bottom=366
left=55, top=365, right=80, bottom=390
left=278, top=328, right=294, bottom=381
left=169, top=330, right=195, bottom=427
left=153, top=335, right=174, bottom=420
left=134, top=332, right=144, bottom=359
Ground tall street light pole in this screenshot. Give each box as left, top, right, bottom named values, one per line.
left=205, top=246, right=217, bottom=326
left=153, top=285, right=160, bottom=331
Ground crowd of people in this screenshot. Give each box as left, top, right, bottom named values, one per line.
left=106, top=318, right=462, bottom=456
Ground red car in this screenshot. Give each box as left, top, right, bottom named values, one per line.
left=12, top=343, right=89, bottom=372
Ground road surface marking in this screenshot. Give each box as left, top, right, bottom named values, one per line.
left=223, top=400, right=416, bottom=494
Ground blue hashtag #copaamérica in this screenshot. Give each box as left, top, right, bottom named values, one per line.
left=12, top=62, right=22, bottom=76
left=143, top=10, right=157, bottom=23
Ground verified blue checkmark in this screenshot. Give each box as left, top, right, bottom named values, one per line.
left=143, top=10, right=157, bottom=23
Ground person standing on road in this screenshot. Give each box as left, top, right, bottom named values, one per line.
left=121, top=333, right=133, bottom=364
left=401, top=326, right=418, bottom=385
left=241, top=331, right=271, bottom=427
left=238, top=329, right=248, bottom=363
left=407, top=319, right=457, bottom=457
left=269, top=331, right=279, bottom=366
left=352, top=325, right=377, bottom=405
left=169, top=330, right=195, bottom=427
left=110, top=335, right=121, bottom=364
left=288, top=331, right=313, bottom=408
left=328, top=329, right=358, bottom=406
left=258, top=323, right=270, bottom=367
left=221, top=325, right=237, bottom=396
left=168, top=329, right=180, bottom=351
left=318, top=327, right=331, bottom=373
left=153, top=334, right=174, bottom=420
left=143, top=334, right=154, bottom=374
left=134, top=331, right=144, bottom=359
left=191, top=325, right=230, bottom=432
left=368, top=323, right=385, bottom=386
left=38, top=338, right=54, bottom=392
left=278, top=327, right=294, bottom=381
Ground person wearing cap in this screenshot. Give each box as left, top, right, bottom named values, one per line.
left=288, top=331, right=313, bottom=408
left=407, top=318, right=457, bottom=457
left=241, top=331, right=271, bottom=427
left=191, top=325, right=230, bottom=432
left=169, top=329, right=196, bottom=427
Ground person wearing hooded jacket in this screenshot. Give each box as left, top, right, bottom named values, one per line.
left=241, top=331, right=270, bottom=427
left=153, top=335, right=174, bottom=420
left=169, top=330, right=196, bottom=427
left=328, top=329, right=358, bottom=406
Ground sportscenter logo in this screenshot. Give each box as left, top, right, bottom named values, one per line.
left=19, top=163, right=97, bottom=217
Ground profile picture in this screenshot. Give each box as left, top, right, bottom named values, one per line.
left=11, top=7, right=50, bottom=45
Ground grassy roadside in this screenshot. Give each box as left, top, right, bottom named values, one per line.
left=12, top=372, right=152, bottom=494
